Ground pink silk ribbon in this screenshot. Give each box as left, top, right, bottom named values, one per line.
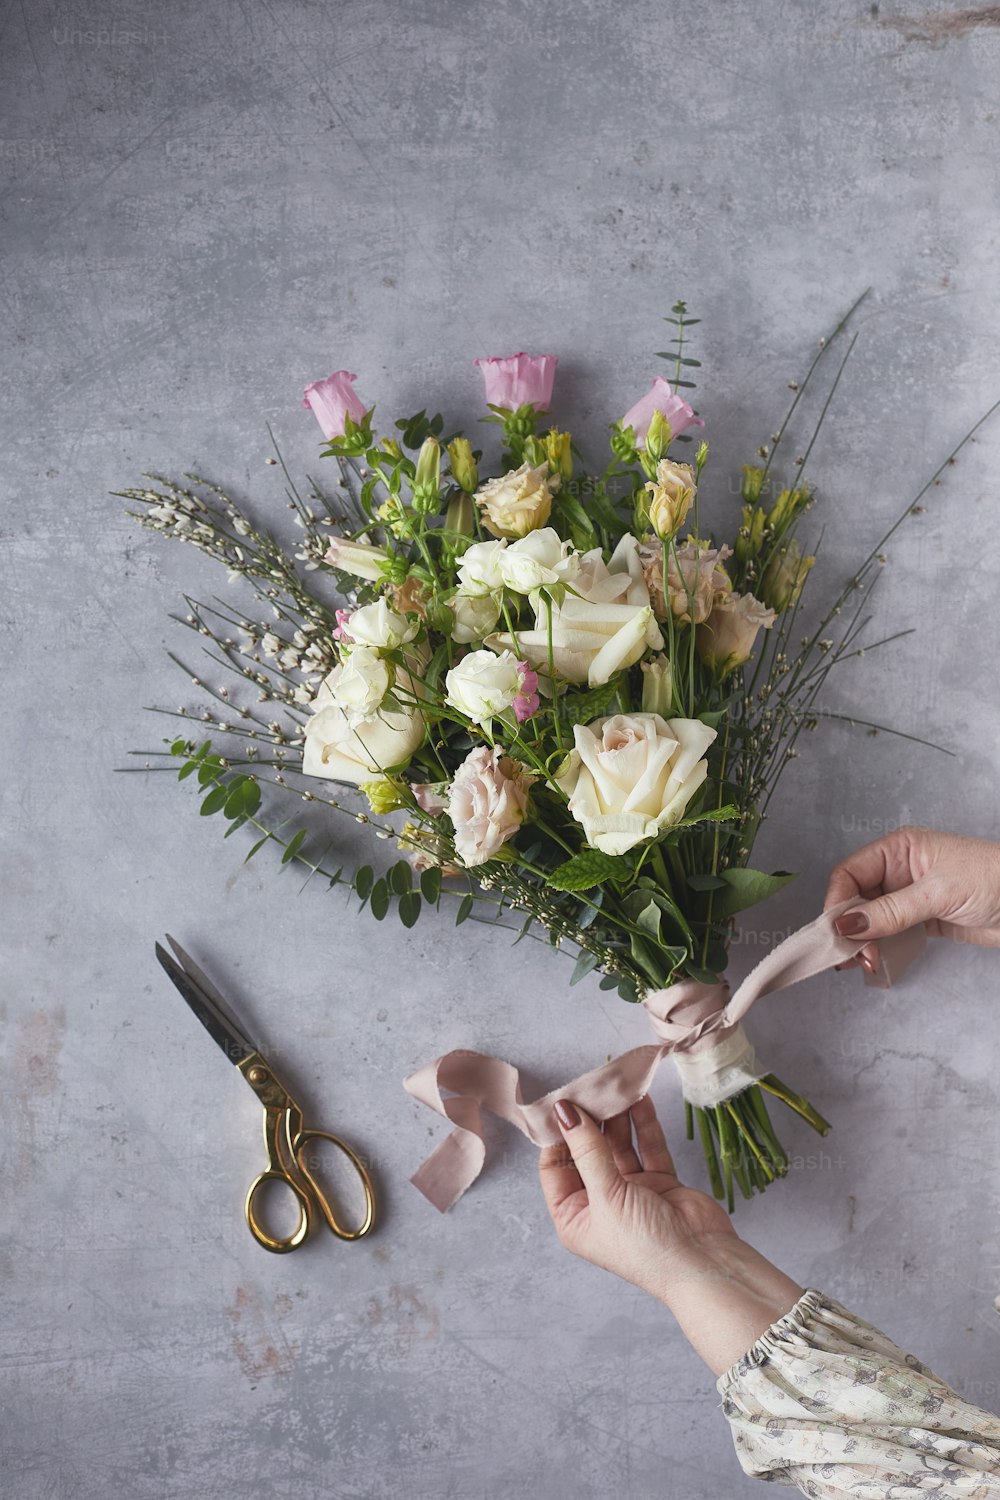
left=403, top=899, right=926, bottom=1212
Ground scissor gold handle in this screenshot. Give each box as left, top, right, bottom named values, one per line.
left=245, top=1166, right=312, bottom=1254
left=293, top=1127, right=375, bottom=1242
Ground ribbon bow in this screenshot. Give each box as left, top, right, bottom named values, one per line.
left=404, top=899, right=925, bottom=1212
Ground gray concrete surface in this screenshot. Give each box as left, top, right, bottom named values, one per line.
left=4, top=2, right=1000, bottom=1495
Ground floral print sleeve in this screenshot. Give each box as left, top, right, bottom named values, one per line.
left=717, top=1288, right=1000, bottom=1495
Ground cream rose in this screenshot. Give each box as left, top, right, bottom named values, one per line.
left=445, top=649, right=523, bottom=723
left=345, top=598, right=419, bottom=649
left=475, top=460, right=558, bottom=539
left=447, top=746, right=534, bottom=867
left=456, top=539, right=507, bottom=595
left=486, top=534, right=663, bottom=688
left=302, top=666, right=425, bottom=785
left=451, top=592, right=502, bottom=644
left=329, top=644, right=391, bottom=722
left=556, top=712, right=716, bottom=855
left=496, top=527, right=580, bottom=595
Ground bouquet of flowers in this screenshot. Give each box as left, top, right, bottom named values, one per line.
left=124, top=294, right=988, bottom=1210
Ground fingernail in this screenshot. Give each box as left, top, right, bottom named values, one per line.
left=554, top=1099, right=580, bottom=1131
left=859, top=952, right=878, bottom=976
left=834, top=911, right=869, bottom=937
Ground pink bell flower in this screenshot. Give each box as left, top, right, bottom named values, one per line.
left=622, top=376, right=703, bottom=446
left=474, top=353, right=558, bottom=412
left=302, top=371, right=367, bottom=439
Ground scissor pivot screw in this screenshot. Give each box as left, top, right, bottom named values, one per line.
left=247, top=1066, right=269, bottom=1085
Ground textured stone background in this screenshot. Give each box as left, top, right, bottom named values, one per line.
left=4, top=2, right=1000, bottom=1495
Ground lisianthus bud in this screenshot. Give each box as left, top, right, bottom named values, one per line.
left=741, top=466, right=765, bottom=504
left=545, top=429, right=573, bottom=481
left=640, top=655, right=674, bottom=715
left=447, top=437, right=479, bottom=493
left=644, top=459, right=696, bottom=541
left=767, top=485, right=811, bottom=533
left=359, top=778, right=407, bottom=815
left=324, top=536, right=391, bottom=582
left=445, top=491, right=474, bottom=538
left=644, top=409, right=673, bottom=464
left=412, top=436, right=441, bottom=513
left=734, top=503, right=766, bottom=566
left=697, top=592, right=776, bottom=677
left=760, top=537, right=814, bottom=612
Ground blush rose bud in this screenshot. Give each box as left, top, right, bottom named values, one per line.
left=697, top=592, right=777, bottom=677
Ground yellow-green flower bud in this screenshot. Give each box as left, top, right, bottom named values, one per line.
left=412, top=436, right=441, bottom=513
left=759, top=537, right=814, bottom=611
left=380, top=436, right=403, bottom=461
left=445, top=491, right=474, bottom=537
left=447, top=436, right=479, bottom=493
left=640, top=654, right=673, bottom=715
left=359, top=778, right=407, bottom=815
left=733, top=503, right=767, bottom=566
left=644, top=408, right=673, bottom=464
left=741, top=466, right=765, bottom=504
left=644, top=459, right=696, bottom=541
left=767, top=485, right=810, bottom=533
left=544, top=428, right=573, bottom=481
left=522, top=434, right=547, bottom=468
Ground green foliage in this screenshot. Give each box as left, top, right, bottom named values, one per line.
left=548, top=849, right=632, bottom=892
left=712, top=867, right=798, bottom=919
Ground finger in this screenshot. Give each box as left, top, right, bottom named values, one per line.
left=629, top=1094, right=678, bottom=1178
left=833, top=876, right=941, bottom=943
left=603, top=1109, right=641, bottom=1177
left=538, top=1141, right=583, bottom=1220
left=552, top=1099, right=622, bottom=1204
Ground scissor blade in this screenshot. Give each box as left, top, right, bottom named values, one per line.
left=165, top=936, right=255, bottom=1045
left=155, top=941, right=255, bottom=1065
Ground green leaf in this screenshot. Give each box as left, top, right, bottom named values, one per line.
left=635, top=900, right=662, bottom=943
left=281, top=828, right=307, bottom=865
left=713, top=867, right=798, bottom=918
left=686, top=873, right=727, bottom=892
left=369, top=878, right=390, bottom=921
left=456, top=893, right=474, bottom=925
left=560, top=679, right=620, bottom=730
left=419, top=865, right=442, bottom=903
left=552, top=490, right=597, bottom=551
left=398, top=890, right=421, bottom=928
left=389, top=860, right=412, bottom=895
left=617, top=975, right=640, bottom=1002
left=598, top=973, right=620, bottom=991
left=548, top=848, right=632, bottom=892
left=245, top=835, right=270, bottom=864
left=569, top=950, right=599, bottom=986
left=354, top=865, right=375, bottom=903
left=670, top=803, right=741, bottom=831
left=200, top=785, right=229, bottom=816
left=177, top=760, right=199, bottom=781
left=223, top=815, right=247, bottom=837
left=240, top=779, right=261, bottom=816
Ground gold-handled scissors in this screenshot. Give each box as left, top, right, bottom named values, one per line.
left=155, top=936, right=375, bottom=1253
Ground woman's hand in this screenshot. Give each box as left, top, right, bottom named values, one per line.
left=539, top=1095, right=802, bottom=1375
left=825, top=825, right=1000, bottom=976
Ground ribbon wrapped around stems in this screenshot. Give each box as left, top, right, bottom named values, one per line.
left=404, top=899, right=926, bottom=1212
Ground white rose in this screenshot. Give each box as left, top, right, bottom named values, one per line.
left=445, top=649, right=522, bottom=724
left=556, top=712, right=717, bottom=855
left=329, top=644, right=391, bottom=722
left=451, top=591, right=502, bottom=644
left=487, top=596, right=662, bottom=688
left=475, top=460, right=558, bottom=539
left=345, top=598, right=419, bottom=649
left=302, top=666, right=425, bottom=786
left=457, top=539, right=508, bottom=595
left=497, top=527, right=580, bottom=596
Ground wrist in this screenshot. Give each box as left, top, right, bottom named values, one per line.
left=647, top=1232, right=803, bottom=1377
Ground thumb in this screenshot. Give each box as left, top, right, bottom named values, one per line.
left=552, top=1099, right=622, bottom=1205
left=834, top=879, right=939, bottom=942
